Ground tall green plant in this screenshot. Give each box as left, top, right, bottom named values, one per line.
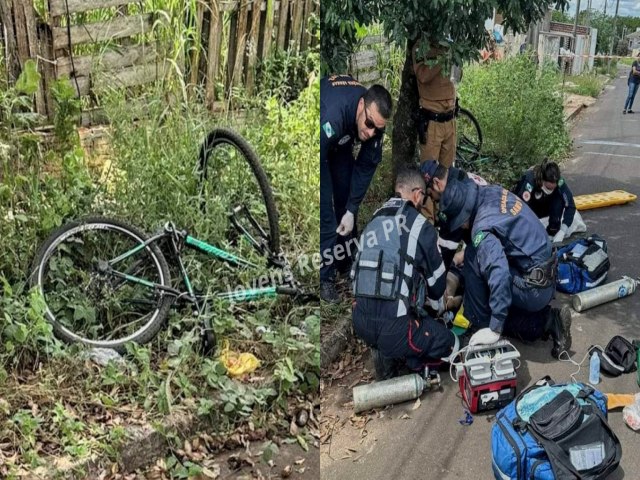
left=458, top=55, right=571, bottom=185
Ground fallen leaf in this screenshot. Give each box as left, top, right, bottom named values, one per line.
left=411, top=398, right=421, bottom=410
left=201, top=465, right=220, bottom=479
left=400, top=414, right=411, bottom=420
left=281, top=465, right=292, bottom=478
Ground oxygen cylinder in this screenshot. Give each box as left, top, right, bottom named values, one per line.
left=353, top=374, right=425, bottom=413
left=572, top=277, right=638, bottom=312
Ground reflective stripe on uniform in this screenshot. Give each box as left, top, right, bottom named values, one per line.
left=407, top=215, right=426, bottom=258
left=403, top=214, right=426, bottom=281
left=359, top=260, right=378, bottom=268
left=397, top=300, right=407, bottom=316
left=401, top=279, right=409, bottom=297
left=381, top=272, right=394, bottom=280
left=427, top=261, right=446, bottom=287
left=438, top=237, right=459, bottom=250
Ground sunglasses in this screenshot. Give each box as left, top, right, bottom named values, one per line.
left=364, top=105, right=386, bottom=136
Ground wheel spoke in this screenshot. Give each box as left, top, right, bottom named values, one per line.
left=34, top=221, right=169, bottom=347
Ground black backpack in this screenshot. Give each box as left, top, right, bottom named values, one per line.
left=589, top=336, right=638, bottom=377
left=527, top=386, right=622, bottom=479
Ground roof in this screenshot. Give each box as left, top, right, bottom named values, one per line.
left=626, top=31, right=640, bottom=39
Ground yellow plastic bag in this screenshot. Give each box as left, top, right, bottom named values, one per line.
left=219, top=340, right=261, bottom=377
left=453, top=305, right=470, bottom=329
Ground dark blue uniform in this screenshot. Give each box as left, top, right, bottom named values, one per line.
left=436, top=167, right=486, bottom=269
left=459, top=182, right=555, bottom=340
left=320, top=75, right=384, bottom=282
left=513, top=169, right=576, bottom=236
left=352, top=198, right=454, bottom=370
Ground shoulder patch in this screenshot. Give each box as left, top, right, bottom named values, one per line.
left=473, top=231, right=486, bottom=248
left=558, top=178, right=565, bottom=187
left=322, top=121, right=335, bottom=138
left=525, top=182, right=533, bottom=192
left=523, top=191, right=531, bottom=202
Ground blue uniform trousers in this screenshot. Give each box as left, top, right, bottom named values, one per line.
left=320, top=145, right=357, bottom=282
left=461, top=242, right=554, bottom=341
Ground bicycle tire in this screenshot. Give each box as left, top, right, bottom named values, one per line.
left=456, top=107, right=483, bottom=168
left=198, top=128, right=280, bottom=255
left=29, top=216, right=173, bottom=352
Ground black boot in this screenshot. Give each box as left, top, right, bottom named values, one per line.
left=320, top=281, right=340, bottom=304
left=545, top=306, right=572, bottom=359
left=371, top=348, right=399, bottom=381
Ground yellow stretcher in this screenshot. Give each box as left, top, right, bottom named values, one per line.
left=574, top=190, right=637, bottom=211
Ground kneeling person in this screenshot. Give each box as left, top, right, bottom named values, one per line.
left=512, top=160, right=586, bottom=243
left=440, top=178, right=572, bottom=358
left=351, top=168, right=458, bottom=379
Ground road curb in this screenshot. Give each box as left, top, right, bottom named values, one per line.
left=32, top=409, right=206, bottom=479
left=564, top=103, right=585, bottom=122
left=321, top=315, right=353, bottom=370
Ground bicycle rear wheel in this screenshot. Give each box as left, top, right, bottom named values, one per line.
left=456, top=107, right=483, bottom=171
left=198, top=128, right=280, bottom=258
left=29, top=217, right=173, bottom=352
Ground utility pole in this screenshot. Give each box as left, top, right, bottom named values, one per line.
left=608, top=0, right=620, bottom=69
left=572, top=0, right=582, bottom=53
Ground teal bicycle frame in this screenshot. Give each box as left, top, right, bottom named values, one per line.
left=103, top=222, right=295, bottom=314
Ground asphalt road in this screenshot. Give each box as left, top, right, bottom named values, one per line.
left=320, top=69, right=640, bottom=480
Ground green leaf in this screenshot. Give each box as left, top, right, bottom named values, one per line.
left=15, top=59, right=41, bottom=95
left=261, top=441, right=279, bottom=463
left=296, top=434, right=309, bottom=451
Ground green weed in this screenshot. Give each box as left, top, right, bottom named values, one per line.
left=458, top=55, right=572, bottom=186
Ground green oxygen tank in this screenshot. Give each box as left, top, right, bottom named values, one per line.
left=353, top=374, right=426, bottom=413
left=572, top=277, right=638, bottom=312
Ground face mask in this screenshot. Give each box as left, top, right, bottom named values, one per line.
left=541, top=185, right=554, bottom=195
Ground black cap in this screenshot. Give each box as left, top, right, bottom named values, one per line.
left=440, top=178, right=478, bottom=231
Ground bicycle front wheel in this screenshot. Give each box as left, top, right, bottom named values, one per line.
left=29, top=217, right=173, bottom=352
left=456, top=107, right=483, bottom=170
left=198, top=128, right=280, bottom=257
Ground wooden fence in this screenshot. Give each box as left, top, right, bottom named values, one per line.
left=349, top=35, right=391, bottom=87
left=0, top=0, right=318, bottom=123
left=188, top=0, right=319, bottom=108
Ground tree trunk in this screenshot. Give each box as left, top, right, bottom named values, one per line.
left=391, top=41, right=419, bottom=183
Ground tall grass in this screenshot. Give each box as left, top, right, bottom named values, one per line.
left=458, top=55, right=571, bottom=186
left=562, top=73, right=607, bottom=98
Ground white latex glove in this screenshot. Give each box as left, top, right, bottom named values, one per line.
left=469, top=328, right=501, bottom=346
left=552, top=226, right=567, bottom=244
left=336, top=211, right=355, bottom=236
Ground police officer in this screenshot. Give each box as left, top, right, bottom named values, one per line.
left=512, top=161, right=586, bottom=244
left=351, top=168, right=458, bottom=380
left=320, top=75, right=393, bottom=303
left=412, top=42, right=457, bottom=167
left=439, top=178, right=572, bottom=359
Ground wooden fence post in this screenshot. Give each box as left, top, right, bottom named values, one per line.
left=230, top=0, right=249, bottom=88
left=244, top=0, right=261, bottom=95
left=261, top=0, right=274, bottom=59
left=205, top=0, right=223, bottom=110
left=277, top=0, right=289, bottom=50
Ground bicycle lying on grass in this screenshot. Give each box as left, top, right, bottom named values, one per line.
left=29, top=128, right=314, bottom=354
